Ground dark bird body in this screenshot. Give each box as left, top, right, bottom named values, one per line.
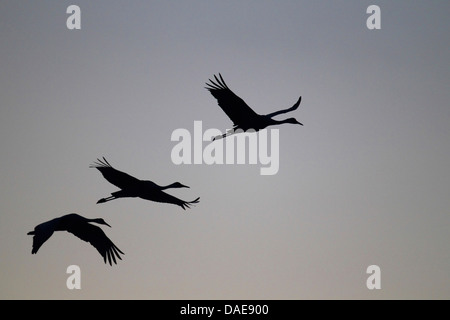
left=205, top=73, right=303, bottom=140
left=27, top=213, right=124, bottom=265
left=90, top=158, right=200, bottom=210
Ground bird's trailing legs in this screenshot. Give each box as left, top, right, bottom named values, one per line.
left=212, top=129, right=237, bottom=141
left=212, top=127, right=260, bottom=141
left=97, top=196, right=116, bottom=204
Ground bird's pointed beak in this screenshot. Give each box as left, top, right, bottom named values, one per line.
left=297, top=121, right=303, bottom=126
left=105, top=222, right=112, bottom=228
left=182, top=184, right=190, bottom=188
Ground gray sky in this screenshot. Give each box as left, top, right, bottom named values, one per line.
left=0, top=1, right=449, bottom=299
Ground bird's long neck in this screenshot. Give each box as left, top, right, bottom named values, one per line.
left=88, top=218, right=111, bottom=227
left=272, top=118, right=291, bottom=124
left=269, top=117, right=301, bottom=126
left=84, top=218, right=103, bottom=225
left=160, top=183, right=178, bottom=190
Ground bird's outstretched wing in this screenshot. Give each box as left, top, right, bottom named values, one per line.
left=66, top=222, right=124, bottom=265
left=90, top=157, right=140, bottom=190
left=141, top=189, right=200, bottom=210
left=205, top=73, right=259, bottom=126
left=265, top=96, right=302, bottom=118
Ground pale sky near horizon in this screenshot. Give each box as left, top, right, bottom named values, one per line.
left=0, top=1, right=449, bottom=299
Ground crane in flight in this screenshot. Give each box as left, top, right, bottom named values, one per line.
left=90, top=157, right=200, bottom=210
left=27, top=213, right=124, bottom=265
left=205, top=73, right=303, bottom=140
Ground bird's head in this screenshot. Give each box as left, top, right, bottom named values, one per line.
left=170, top=182, right=190, bottom=189
left=285, top=117, right=303, bottom=126
left=92, top=218, right=111, bottom=228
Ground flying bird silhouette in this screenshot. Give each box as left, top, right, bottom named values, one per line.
left=27, top=213, right=124, bottom=265
left=90, top=157, right=200, bottom=210
left=205, top=73, right=303, bottom=140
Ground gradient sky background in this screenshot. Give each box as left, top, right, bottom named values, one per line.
left=1, top=1, right=449, bottom=299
